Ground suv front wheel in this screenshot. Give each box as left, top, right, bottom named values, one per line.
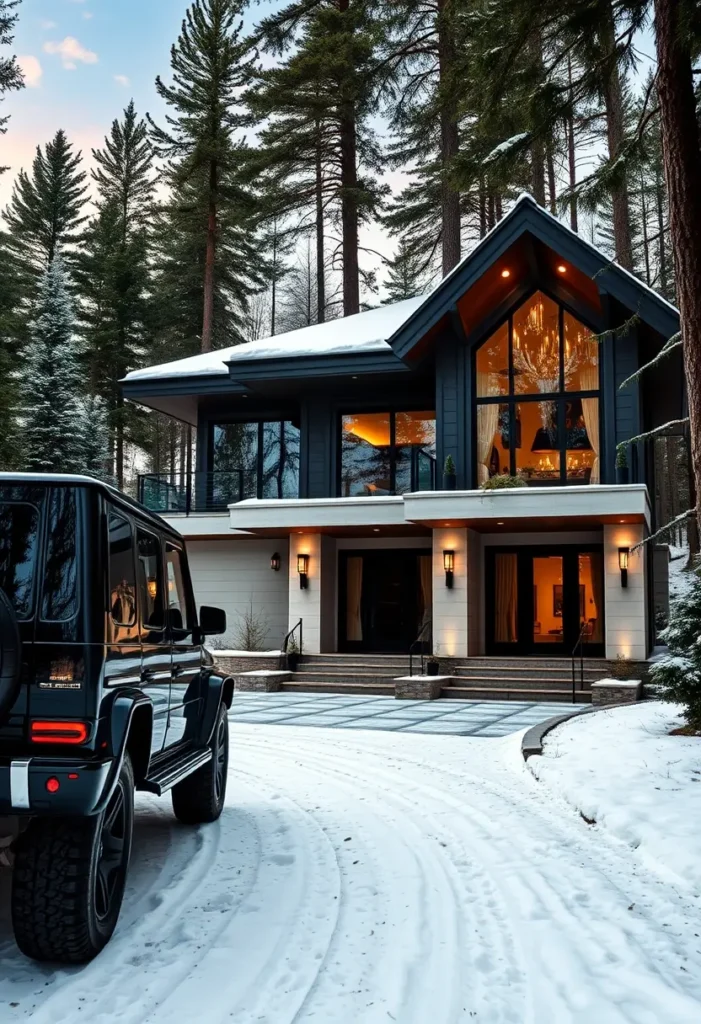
left=12, top=754, right=135, bottom=963
left=172, top=702, right=229, bottom=825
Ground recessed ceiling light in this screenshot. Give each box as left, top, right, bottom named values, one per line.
left=352, top=375, right=358, bottom=380
left=557, top=264, right=567, bottom=273
left=501, top=269, right=511, bottom=279
left=497, top=521, right=504, bottom=525
left=373, top=528, right=380, bottom=532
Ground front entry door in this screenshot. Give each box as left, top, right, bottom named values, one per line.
left=487, top=546, right=604, bottom=656
left=339, top=550, right=431, bottom=653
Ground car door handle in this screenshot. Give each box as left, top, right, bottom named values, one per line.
left=172, top=665, right=183, bottom=678
left=140, top=668, right=154, bottom=683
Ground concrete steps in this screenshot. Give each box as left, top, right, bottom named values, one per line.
left=444, top=686, right=591, bottom=704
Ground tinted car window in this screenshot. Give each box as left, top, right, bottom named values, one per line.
left=109, top=513, right=137, bottom=638
left=166, top=544, right=194, bottom=636
left=0, top=502, right=39, bottom=620
left=41, top=489, right=79, bottom=622
left=137, top=530, right=164, bottom=630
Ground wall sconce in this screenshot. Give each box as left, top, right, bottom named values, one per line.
left=297, top=553, right=310, bottom=590
left=270, top=552, right=281, bottom=572
left=618, top=547, right=629, bottom=588
left=443, top=550, right=455, bottom=589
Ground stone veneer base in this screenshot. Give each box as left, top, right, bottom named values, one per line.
left=234, top=670, right=292, bottom=693
left=591, top=679, right=642, bottom=707
left=215, top=654, right=286, bottom=676
left=394, top=676, right=452, bottom=700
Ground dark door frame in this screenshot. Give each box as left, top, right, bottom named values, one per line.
left=338, top=548, right=432, bottom=654
left=485, top=544, right=605, bottom=657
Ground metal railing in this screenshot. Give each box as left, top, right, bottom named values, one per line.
left=137, top=470, right=257, bottom=514
left=283, top=619, right=303, bottom=656
left=571, top=624, right=589, bottom=704
left=409, top=621, right=432, bottom=677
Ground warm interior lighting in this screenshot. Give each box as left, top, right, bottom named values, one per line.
left=443, top=550, right=455, bottom=589
left=618, top=547, right=629, bottom=588
left=297, top=553, right=310, bottom=589
left=501, top=269, right=511, bottom=278
left=270, top=552, right=281, bottom=572
left=147, top=578, right=158, bottom=600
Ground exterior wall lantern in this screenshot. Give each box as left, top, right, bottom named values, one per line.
left=297, top=553, right=310, bottom=590
left=443, top=550, right=455, bottom=589
left=270, top=552, right=281, bottom=572
left=618, top=547, right=629, bottom=588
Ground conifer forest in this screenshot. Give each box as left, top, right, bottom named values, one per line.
left=0, top=0, right=699, bottom=541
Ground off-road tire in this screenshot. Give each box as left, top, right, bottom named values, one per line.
left=172, top=703, right=229, bottom=825
left=11, top=755, right=135, bottom=963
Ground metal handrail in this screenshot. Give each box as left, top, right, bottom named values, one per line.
left=283, top=618, right=303, bottom=656
left=571, top=623, right=588, bottom=704
left=409, top=621, right=432, bottom=678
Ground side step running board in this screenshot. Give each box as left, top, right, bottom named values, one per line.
left=141, top=748, right=212, bottom=797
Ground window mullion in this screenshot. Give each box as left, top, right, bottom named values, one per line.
left=508, top=317, right=516, bottom=476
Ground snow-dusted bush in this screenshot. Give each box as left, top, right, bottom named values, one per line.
left=233, top=601, right=271, bottom=652
left=650, top=573, right=701, bottom=730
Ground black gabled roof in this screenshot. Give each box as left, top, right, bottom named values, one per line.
left=387, top=193, right=680, bottom=361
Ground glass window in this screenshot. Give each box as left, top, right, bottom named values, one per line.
left=513, top=292, right=560, bottom=395
left=0, top=502, right=39, bottom=621
left=166, top=544, right=194, bottom=637
left=213, top=422, right=259, bottom=501
left=42, top=489, right=79, bottom=622
left=579, top=553, right=604, bottom=644
left=475, top=292, right=600, bottom=486
left=261, top=421, right=301, bottom=499
left=476, top=321, right=509, bottom=397
left=494, top=553, right=518, bottom=644
left=109, top=513, right=137, bottom=634
left=137, top=531, right=164, bottom=631
left=395, top=411, right=437, bottom=494
left=341, top=413, right=392, bottom=496
left=533, top=555, right=564, bottom=643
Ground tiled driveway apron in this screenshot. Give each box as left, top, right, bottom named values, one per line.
left=228, top=693, right=587, bottom=738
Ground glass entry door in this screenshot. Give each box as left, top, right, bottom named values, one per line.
left=487, top=546, right=604, bottom=656
left=339, top=550, right=432, bottom=653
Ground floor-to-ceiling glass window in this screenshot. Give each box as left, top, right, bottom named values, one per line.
left=340, top=411, right=436, bottom=496
left=211, top=420, right=300, bottom=502
left=475, top=292, right=600, bottom=486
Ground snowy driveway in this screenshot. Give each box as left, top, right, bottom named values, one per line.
left=1, top=722, right=700, bottom=1023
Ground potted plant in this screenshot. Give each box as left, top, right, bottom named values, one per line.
left=615, top=446, right=629, bottom=485
left=286, top=636, right=301, bottom=672
left=480, top=474, right=528, bottom=490
left=443, top=455, right=457, bottom=490
left=426, top=648, right=440, bottom=676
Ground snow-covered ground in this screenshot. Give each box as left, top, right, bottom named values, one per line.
left=1, top=719, right=700, bottom=1022
left=528, top=700, right=701, bottom=892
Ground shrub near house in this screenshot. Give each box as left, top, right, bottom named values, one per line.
left=650, top=573, right=701, bottom=732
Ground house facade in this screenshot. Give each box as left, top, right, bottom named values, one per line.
left=122, top=196, right=683, bottom=665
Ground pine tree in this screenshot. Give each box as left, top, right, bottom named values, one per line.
left=15, top=258, right=86, bottom=473
left=3, top=130, right=89, bottom=283
left=384, top=238, right=431, bottom=302
left=76, top=102, right=155, bottom=487
left=0, top=229, right=23, bottom=468
left=0, top=0, right=23, bottom=172
left=74, top=394, right=112, bottom=482
left=148, top=0, right=258, bottom=352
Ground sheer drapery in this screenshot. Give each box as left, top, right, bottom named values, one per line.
left=477, top=403, right=500, bottom=484
left=580, top=366, right=600, bottom=483
left=494, top=553, right=518, bottom=643
left=589, top=552, right=605, bottom=644
left=346, top=557, right=363, bottom=642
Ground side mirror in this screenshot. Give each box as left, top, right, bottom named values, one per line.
left=199, top=605, right=227, bottom=637
left=168, top=607, right=190, bottom=641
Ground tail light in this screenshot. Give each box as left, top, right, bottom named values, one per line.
left=31, top=721, right=89, bottom=744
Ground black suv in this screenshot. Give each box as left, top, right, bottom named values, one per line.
left=0, top=474, right=233, bottom=963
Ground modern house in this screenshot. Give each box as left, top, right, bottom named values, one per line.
left=122, top=195, right=682, bottom=682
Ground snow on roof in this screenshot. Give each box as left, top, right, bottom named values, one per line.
left=123, top=296, right=426, bottom=383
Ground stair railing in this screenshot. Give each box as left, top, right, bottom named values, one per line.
left=409, top=621, right=432, bottom=677
left=283, top=618, right=303, bottom=656
left=571, top=623, right=588, bottom=704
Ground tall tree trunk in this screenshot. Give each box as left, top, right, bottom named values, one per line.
left=479, top=178, right=487, bottom=239
left=567, top=56, right=578, bottom=232
left=315, top=127, right=326, bottom=324
left=528, top=29, right=546, bottom=206
left=640, top=172, right=651, bottom=285
left=655, top=163, right=669, bottom=298
left=495, top=194, right=503, bottom=221
left=487, top=193, right=496, bottom=232
left=202, top=159, right=218, bottom=352
left=271, top=220, right=278, bottom=336
left=546, top=144, right=557, bottom=214
left=338, top=0, right=360, bottom=316
left=600, top=3, right=633, bottom=270
left=437, top=0, right=461, bottom=275
left=654, top=0, right=701, bottom=539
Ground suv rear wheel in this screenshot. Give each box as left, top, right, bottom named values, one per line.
left=172, top=702, right=229, bottom=824
left=12, top=755, right=135, bottom=963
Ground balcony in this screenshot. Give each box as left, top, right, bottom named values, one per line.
left=137, top=471, right=257, bottom=514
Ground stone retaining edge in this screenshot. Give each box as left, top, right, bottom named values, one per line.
left=521, top=707, right=596, bottom=761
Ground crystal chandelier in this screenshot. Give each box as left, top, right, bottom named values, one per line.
left=512, top=299, right=579, bottom=392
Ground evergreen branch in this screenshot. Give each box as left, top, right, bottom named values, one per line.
left=631, top=510, right=695, bottom=553
left=618, top=420, right=689, bottom=451
left=618, top=332, right=683, bottom=390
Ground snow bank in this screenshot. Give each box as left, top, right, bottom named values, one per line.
left=529, top=701, right=701, bottom=890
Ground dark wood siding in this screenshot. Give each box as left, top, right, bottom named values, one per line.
left=435, top=326, right=467, bottom=487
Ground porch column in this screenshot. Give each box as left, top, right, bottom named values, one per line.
left=603, top=524, right=648, bottom=661
left=432, top=528, right=468, bottom=659
left=288, top=533, right=336, bottom=654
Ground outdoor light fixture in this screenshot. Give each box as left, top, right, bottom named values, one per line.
left=501, top=269, right=511, bottom=279
left=297, top=553, right=310, bottom=590
left=557, top=264, right=567, bottom=273
left=270, top=552, right=281, bottom=572
left=443, top=550, right=455, bottom=589
left=618, top=547, right=629, bottom=588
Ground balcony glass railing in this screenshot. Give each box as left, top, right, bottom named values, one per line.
left=137, top=471, right=258, bottom=514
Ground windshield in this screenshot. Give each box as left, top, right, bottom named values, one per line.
left=0, top=501, right=40, bottom=620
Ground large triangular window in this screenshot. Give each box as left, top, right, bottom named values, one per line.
left=475, top=292, right=600, bottom=486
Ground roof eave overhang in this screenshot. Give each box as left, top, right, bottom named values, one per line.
left=225, top=350, right=409, bottom=383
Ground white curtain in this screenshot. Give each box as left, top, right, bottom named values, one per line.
left=494, top=553, right=518, bottom=643
left=346, top=557, right=363, bottom=642
left=477, top=404, right=500, bottom=484
left=419, top=555, right=433, bottom=633
left=579, top=365, right=600, bottom=484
